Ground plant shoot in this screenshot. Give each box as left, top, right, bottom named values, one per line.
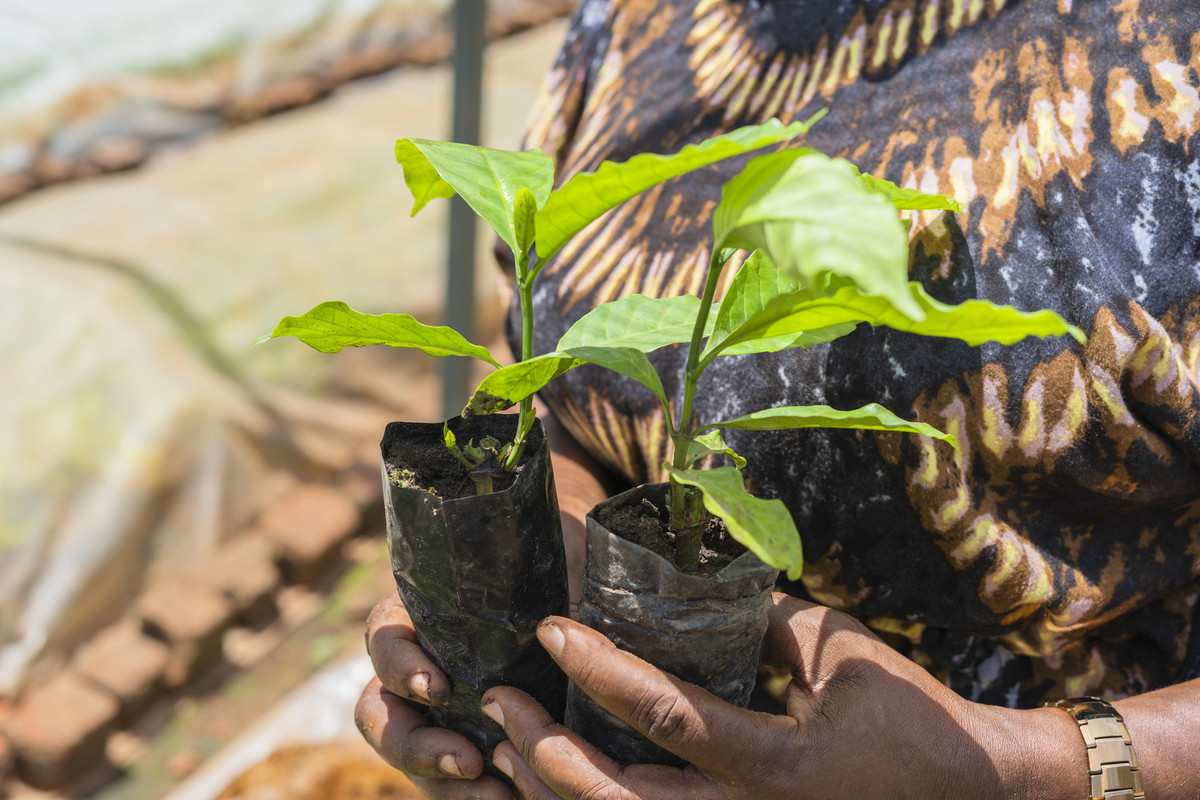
left=257, top=118, right=823, bottom=491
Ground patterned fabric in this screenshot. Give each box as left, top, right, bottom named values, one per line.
left=517, top=0, right=1200, bottom=707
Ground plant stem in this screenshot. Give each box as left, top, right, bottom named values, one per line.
left=504, top=252, right=536, bottom=471
left=673, top=249, right=726, bottom=466
left=668, top=249, right=727, bottom=535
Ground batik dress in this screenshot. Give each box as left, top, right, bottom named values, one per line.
left=515, top=0, right=1200, bottom=707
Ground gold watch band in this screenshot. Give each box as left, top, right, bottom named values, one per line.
left=1046, top=697, right=1145, bottom=800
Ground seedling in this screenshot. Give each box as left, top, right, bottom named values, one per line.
left=257, top=118, right=822, bottom=492
left=463, top=148, right=1086, bottom=576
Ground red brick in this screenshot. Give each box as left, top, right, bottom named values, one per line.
left=30, top=153, right=75, bottom=185
left=199, top=535, right=281, bottom=627
left=257, top=484, right=361, bottom=584
left=9, top=673, right=118, bottom=790
left=86, top=137, right=146, bottom=173
left=73, top=621, right=170, bottom=725
left=136, top=575, right=234, bottom=687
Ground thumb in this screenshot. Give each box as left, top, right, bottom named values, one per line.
left=536, top=616, right=792, bottom=785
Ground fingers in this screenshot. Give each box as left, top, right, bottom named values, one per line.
left=488, top=741, right=561, bottom=800
left=357, top=676, right=500, bottom=790
left=482, top=686, right=715, bottom=800
left=529, top=617, right=793, bottom=787
left=405, top=773, right=514, bottom=800
left=366, top=593, right=450, bottom=705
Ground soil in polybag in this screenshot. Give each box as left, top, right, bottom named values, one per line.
left=567, top=482, right=778, bottom=767
left=382, top=415, right=569, bottom=767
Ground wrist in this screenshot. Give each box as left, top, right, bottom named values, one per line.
left=963, top=701, right=1089, bottom=800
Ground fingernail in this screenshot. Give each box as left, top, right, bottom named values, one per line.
left=538, top=622, right=565, bottom=657
left=439, top=753, right=464, bottom=777
left=409, top=672, right=431, bottom=702
left=493, top=752, right=514, bottom=779
left=481, top=698, right=505, bottom=727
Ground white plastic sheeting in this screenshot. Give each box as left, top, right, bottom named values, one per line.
left=0, top=0, right=454, bottom=117
left=0, top=236, right=399, bottom=693
left=0, top=12, right=559, bottom=697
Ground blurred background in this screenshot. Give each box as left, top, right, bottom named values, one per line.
left=0, top=1, right=575, bottom=796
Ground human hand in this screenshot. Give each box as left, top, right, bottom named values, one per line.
left=480, top=593, right=1087, bottom=800
left=356, top=593, right=515, bottom=800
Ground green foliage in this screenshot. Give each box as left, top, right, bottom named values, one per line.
left=701, top=404, right=956, bottom=446
left=698, top=253, right=1085, bottom=367
left=855, top=168, right=962, bottom=212
left=468, top=345, right=667, bottom=416
left=713, top=150, right=920, bottom=319
left=682, top=430, right=746, bottom=469
left=394, top=139, right=553, bottom=257
left=557, top=294, right=711, bottom=352
left=257, top=301, right=501, bottom=364
left=263, top=116, right=1084, bottom=578
left=465, top=150, right=1085, bottom=579
left=263, top=120, right=813, bottom=478
left=702, top=250, right=856, bottom=365
left=535, top=116, right=822, bottom=263
left=664, top=466, right=804, bottom=581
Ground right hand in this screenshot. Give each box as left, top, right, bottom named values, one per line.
left=355, top=592, right=514, bottom=800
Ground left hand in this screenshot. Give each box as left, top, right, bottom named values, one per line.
left=479, top=593, right=1086, bottom=800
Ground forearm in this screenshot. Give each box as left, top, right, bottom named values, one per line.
left=1114, top=677, right=1200, bottom=799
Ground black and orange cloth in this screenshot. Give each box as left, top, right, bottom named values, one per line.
left=513, top=0, right=1200, bottom=708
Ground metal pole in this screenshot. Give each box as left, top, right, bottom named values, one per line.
left=442, top=0, right=487, bottom=420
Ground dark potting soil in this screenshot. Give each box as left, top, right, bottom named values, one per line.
left=594, top=496, right=743, bottom=577
left=386, top=438, right=519, bottom=500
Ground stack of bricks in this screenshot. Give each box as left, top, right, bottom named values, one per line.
left=2, top=480, right=368, bottom=792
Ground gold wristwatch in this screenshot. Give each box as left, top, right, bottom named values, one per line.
left=1046, top=697, right=1145, bottom=799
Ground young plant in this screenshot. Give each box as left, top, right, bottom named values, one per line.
left=462, top=148, right=1086, bottom=576
left=256, top=117, right=823, bottom=491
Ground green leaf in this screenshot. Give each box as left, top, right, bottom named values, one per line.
left=394, top=140, right=455, bottom=214
left=856, top=170, right=962, bottom=213
left=567, top=346, right=668, bottom=408
left=717, top=325, right=858, bottom=358
left=465, top=346, right=667, bottom=416
left=706, top=281, right=1085, bottom=352
left=703, top=250, right=856, bottom=364
left=535, top=116, right=821, bottom=262
left=710, top=250, right=800, bottom=339
left=702, top=403, right=957, bottom=447
left=664, top=465, right=803, bottom=581
left=513, top=186, right=538, bottom=265
left=257, top=301, right=502, bottom=365
left=713, top=150, right=921, bottom=320
left=465, top=353, right=580, bottom=415
left=443, top=421, right=479, bottom=470
left=682, top=430, right=746, bottom=469
left=395, top=139, right=554, bottom=255
left=558, top=294, right=714, bottom=353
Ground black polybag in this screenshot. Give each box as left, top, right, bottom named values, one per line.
left=567, top=482, right=779, bottom=766
left=381, top=415, right=569, bottom=764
